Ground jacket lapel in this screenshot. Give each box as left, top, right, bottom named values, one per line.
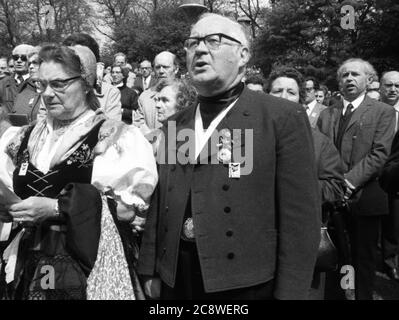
left=332, top=106, right=342, bottom=142
left=308, top=103, right=321, bottom=128
left=174, top=104, right=196, bottom=164
left=345, top=96, right=372, bottom=133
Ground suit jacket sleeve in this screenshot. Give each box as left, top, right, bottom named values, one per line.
left=346, top=106, right=395, bottom=188
left=380, top=130, right=399, bottom=193
left=137, top=182, right=159, bottom=276
left=317, top=133, right=345, bottom=203
left=274, top=107, right=321, bottom=300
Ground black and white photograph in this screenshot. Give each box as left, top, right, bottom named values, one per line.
left=0, top=0, right=398, bottom=308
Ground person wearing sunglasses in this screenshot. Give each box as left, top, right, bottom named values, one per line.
left=0, top=43, right=158, bottom=300
left=9, top=47, right=45, bottom=124
left=0, top=44, right=38, bottom=123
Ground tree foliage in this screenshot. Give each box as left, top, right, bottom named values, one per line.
left=0, top=0, right=93, bottom=56
left=253, top=0, right=399, bottom=89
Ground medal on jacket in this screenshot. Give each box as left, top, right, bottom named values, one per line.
left=182, top=218, right=195, bottom=240
left=19, top=162, right=28, bottom=176
left=229, top=163, right=241, bottom=179
left=217, top=129, right=232, bottom=164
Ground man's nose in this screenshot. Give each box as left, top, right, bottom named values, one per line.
left=195, top=39, right=209, bottom=53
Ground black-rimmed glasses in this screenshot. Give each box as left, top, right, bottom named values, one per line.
left=36, top=76, right=81, bottom=93
left=184, top=33, right=242, bottom=51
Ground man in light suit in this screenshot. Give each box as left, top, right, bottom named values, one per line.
left=133, top=51, right=179, bottom=134
left=318, top=58, right=395, bottom=300
left=305, top=77, right=327, bottom=128
left=138, top=13, right=321, bottom=300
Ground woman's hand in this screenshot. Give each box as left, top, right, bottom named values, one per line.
left=131, top=216, right=146, bottom=233
left=8, top=197, right=57, bottom=224
left=116, top=201, right=136, bottom=222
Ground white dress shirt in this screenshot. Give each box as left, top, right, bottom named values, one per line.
left=342, top=94, right=366, bottom=115
left=306, top=99, right=317, bottom=116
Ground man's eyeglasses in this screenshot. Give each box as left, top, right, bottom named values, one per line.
left=12, top=54, right=28, bottom=62
left=36, top=76, right=81, bottom=93
left=184, top=33, right=242, bottom=51
left=305, top=87, right=315, bottom=92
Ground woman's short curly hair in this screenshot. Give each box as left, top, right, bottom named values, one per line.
left=266, top=66, right=306, bottom=104
left=154, top=78, right=197, bottom=112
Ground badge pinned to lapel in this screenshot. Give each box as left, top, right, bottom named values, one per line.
left=19, top=162, right=29, bottom=176
left=229, top=163, right=241, bottom=179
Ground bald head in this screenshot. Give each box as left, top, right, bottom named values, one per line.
left=154, top=51, right=178, bottom=80
left=186, top=13, right=251, bottom=96
left=12, top=44, right=34, bottom=75
left=194, top=13, right=250, bottom=49
left=380, top=71, right=399, bottom=106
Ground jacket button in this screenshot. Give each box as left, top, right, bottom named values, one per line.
left=163, top=248, right=167, bottom=252
left=227, top=253, right=235, bottom=259
left=224, top=207, right=231, bottom=213
left=165, top=206, right=169, bottom=212
left=243, top=111, right=250, bottom=116
left=222, top=184, right=230, bottom=191
left=165, top=227, right=168, bottom=233
left=171, top=165, right=176, bottom=172
left=168, top=185, right=173, bottom=192
left=226, top=230, right=233, bottom=237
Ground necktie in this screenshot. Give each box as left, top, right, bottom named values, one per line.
left=344, top=103, right=353, bottom=118
left=16, top=75, right=24, bottom=85
left=395, top=110, right=399, bottom=133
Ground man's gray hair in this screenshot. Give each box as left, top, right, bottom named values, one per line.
left=381, top=70, right=399, bottom=83
left=337, top=58, right=376, bottom=80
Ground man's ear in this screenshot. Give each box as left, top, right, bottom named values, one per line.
left=239, top=47, right=251, bottom=68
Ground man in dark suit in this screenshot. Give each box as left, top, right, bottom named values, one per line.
left=379, top=70, right=399, bottom=281
left=318, top=58, right=395, bottom=300
left=134, top=60, right=157, bottom=92
left=0, top=44, right=37, bottom=124
left=138, top=13, right=321, bottom=300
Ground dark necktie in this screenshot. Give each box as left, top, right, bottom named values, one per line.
left=16, top=75, right=24, bottom=85
left=344, top=103, right=354, bottom=118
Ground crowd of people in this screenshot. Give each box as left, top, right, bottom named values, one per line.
left=0, top=12, right=398, bottom=300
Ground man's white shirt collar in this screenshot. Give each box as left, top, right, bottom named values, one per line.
left=15, top=73, right=29, bottom=82
left=342, top=94, right=365, bottom=115
left=306, top=99, right=317, bottom=115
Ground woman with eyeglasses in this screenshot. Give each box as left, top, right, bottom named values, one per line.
left=111, top=64, right=139, bottom=125
left=0, top=43, right=157, bottom=300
